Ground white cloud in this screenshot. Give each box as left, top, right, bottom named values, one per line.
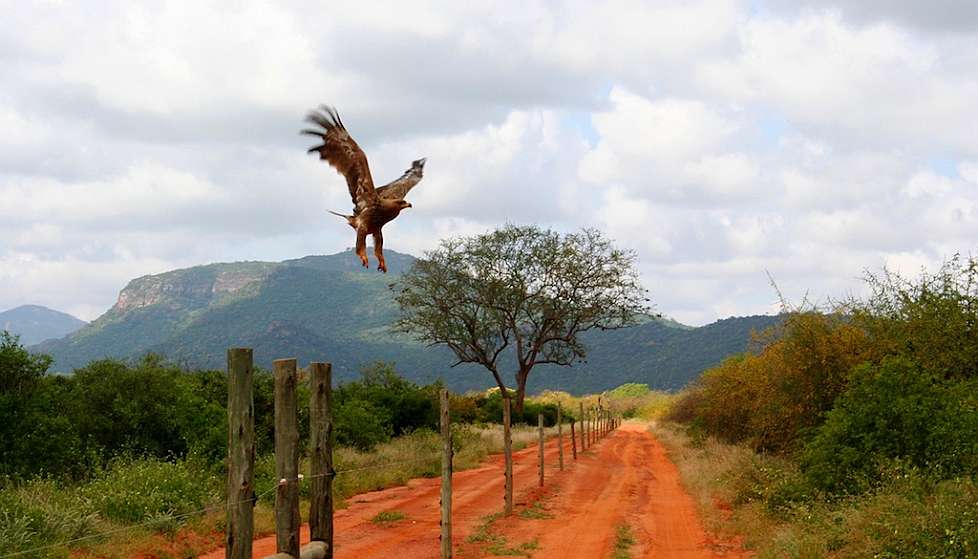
left=2, top=0, right=978, bottom=328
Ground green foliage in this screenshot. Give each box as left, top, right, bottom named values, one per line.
left=802, top=358, right=978, bottom=494
left=476, top=390, right=559, bottom=426
left=333, top=362, right=439, bottom=450
left=846, top=254, right=978, bottom=381
left=371, top=510, right=406, bottom=524
left=82, top=456, right=219, bottom=524
left=68, top=355, right=225, bottom=461
left=0, top=479, right=101, bottom=559
left=662, top=254, right=978, bottom=558
left=0, top=333, right=89, bottom=479
left=673, top=311, right=872, bottom=453
left=394, top=224, right=648, bottom=414
left=607, top=383, right=650, bottom=399
left=0, top=330, right=52, bottom=394
left=335, top=398, right=394, bottom=450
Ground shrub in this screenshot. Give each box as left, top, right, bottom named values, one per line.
left=846, top=254, right=978, bottom=381
left=334, top=398, right=393, bottom=450
left=672, top=312, right=872, bottom=453
left=82, top=456, right=220, bottom=524
left=802, top=358, right=978, bottom=494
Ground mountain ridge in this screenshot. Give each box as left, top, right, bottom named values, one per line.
left=1, top=304, right=87, bottom=346
left=35, top=250, right=781, bottom=393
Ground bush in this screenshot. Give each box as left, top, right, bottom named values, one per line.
left=332, top=362, right=439, bottom=450
left=334, top=398, right=394, bottom=450
left=68, top=355, right=228, bottom=463
left=846, top=254, right=978, bottom=381
left=673, top=311, right=873, bottom=453
left=82, top=456, right=220, bottom=524
left=0, top=480, right=101, bottom=559
left=802, top=358, right=978, bottom=494
left=476, top=390, right=558, bottom=425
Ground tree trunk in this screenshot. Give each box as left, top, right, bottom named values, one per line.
left=513, top=369, right=529, bottom=417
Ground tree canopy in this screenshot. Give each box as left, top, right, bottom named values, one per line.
left=393, top=224, right=649, bottom=414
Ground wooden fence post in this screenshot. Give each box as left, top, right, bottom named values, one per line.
left=570, top=420, right=577, bottom=460
left=503, top=397, right=513, bottom=516
left=538, top=413, right=545, bottom=487
left=579, top=403, right=586, bottom=451
left=226, top=348, right=254, bottom=559
left=273, top=358, right=300, bottom=559
left=440, top=389, right=452, bottom=559
left=309, top=362, right=333, bottom=557
left=557, top=404, right=564, bottom=471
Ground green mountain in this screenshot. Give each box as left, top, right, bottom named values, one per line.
left=35, top=250, right=781, bottom=393
left=1, top=304, right=87, bottom=345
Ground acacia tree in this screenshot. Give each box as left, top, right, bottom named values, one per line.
left=393, top=224, right=648, bottom=415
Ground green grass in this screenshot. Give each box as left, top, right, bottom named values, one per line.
left=0, top=423, right=557, bottom=559
left=518, top=500, right=554, bottom=520
left=371, top=510, right=407, bottom=524
left=611, top=523, right=636, bottom=559
left=487, top=537, right=539, bottom=557
left=466, top=512, right=503, bottom=544
left=466, top=509, right=540, bottom=557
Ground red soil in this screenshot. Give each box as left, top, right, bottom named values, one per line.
left=198, top=422, right=748, bottom=558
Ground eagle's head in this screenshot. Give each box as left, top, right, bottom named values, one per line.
left=381, top=198, right=413, bottom=214
left=410, top=158, right=426, bottom=176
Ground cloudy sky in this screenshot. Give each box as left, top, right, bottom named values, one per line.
left=2, top=1, right=977, bottom=325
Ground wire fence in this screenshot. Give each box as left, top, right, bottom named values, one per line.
left=0, top=455, right=442, bottom=559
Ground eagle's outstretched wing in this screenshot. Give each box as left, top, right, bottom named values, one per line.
left=302, top=106, right=376, bottom=208
left=376, top=159, right=424, bottom=201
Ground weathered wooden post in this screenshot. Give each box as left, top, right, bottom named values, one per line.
left=556, top=404, right=564, bottom=471
left=570, top=419, right=578, bottom=460
left=309, top=362, right=333, bottom=558
left=274, top=358, right=300, bottom=559
left=503, top=397, right=513, bottom=515
left=588, top=408, right=594, bottom=446
left=579, top=403, right=586, bottom=451
left=440, top=389, right=452, bottom=559
left=537, top=413, right=545, bottom=487
left=226, top=348, right=254, bottom=559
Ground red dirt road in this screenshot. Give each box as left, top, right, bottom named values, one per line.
left=199, top=422, right=747, bottom=558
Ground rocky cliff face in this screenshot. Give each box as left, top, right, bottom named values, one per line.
left=113, top=263, right=277, bottom=314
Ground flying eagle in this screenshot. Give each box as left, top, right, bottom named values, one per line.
left=302, top=106, right=426, bottom=273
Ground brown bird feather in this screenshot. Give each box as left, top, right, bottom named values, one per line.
left=303, top=106, right=425, bottom=273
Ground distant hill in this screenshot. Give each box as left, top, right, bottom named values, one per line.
left=35, top=250, right=781, bottom=393
left=1, top=305, right=87, bottom=345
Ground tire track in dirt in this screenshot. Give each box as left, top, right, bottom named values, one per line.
left=477, top=422, right=750, bottom=559
left=199, top=423, right=748, bottom=559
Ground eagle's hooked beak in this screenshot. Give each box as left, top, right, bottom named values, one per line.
left=413, top=158, right=426, bottom=169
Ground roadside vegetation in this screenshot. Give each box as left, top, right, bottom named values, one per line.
left=0, top=334, right=592, bottom=558
left=660, top=254, right=978, bottom=558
